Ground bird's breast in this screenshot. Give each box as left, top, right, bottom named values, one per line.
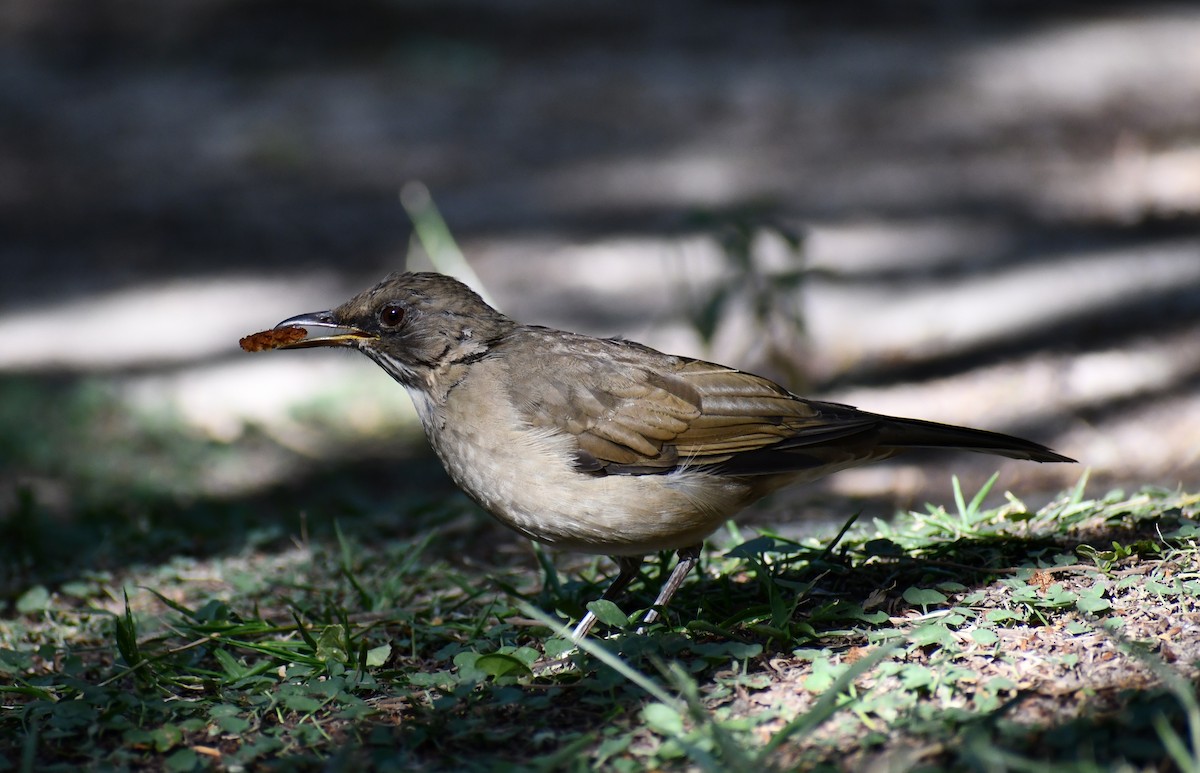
left=408, top=379, right=756, bottom=555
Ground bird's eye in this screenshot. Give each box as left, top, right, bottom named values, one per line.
left=378, top=303, right=406, bottom=328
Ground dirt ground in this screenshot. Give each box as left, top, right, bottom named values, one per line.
left=2, top=0, right=1198, bottom=516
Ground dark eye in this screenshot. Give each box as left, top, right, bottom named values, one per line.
left=378, top=303, right=406, bottom=328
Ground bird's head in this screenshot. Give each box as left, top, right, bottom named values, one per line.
left=273, top=272, right=514, bottom=390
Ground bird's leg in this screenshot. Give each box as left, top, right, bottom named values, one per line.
left=571, top=555, right=644, bottom=641
left=637, top=544, right=702, bottom=632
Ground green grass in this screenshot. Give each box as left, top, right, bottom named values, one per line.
left=3, top=465, right=1198, bottom=771
left=0, top=362, right=1195, bottom=772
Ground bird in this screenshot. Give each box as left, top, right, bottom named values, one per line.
left=252, top=271, right=1074, bottom=640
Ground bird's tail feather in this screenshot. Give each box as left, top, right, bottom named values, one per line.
left=875, top=416, right=1074, bottom=463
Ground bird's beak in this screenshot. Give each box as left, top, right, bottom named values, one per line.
left=272, top=310, right=377, bottom=349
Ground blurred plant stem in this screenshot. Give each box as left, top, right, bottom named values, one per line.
left=400, top=181, right=497, bottom=309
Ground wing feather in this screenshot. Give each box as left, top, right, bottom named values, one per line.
left=505, top=333, right=847, bottom=475
left=500, top=329, right=1069, bottom=474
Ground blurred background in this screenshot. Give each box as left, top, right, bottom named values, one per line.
left=2, top=0, right=1198, bottom=592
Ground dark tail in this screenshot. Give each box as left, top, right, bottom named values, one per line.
left=875, top=415, right=1075, bottom=463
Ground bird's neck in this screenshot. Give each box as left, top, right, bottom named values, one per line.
left=409, top=336, right=497, bottom=410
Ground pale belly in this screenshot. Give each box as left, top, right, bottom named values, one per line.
left=412, top=390, right=761, bottom=555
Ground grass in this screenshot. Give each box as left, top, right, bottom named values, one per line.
left=3, top=455, right=1198, bottom=771
left=0, top=357, right=1196, bottom=771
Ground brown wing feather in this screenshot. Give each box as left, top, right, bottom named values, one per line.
left=503, top=331, right=1071, bottom=476
left=506, top=334, right=856, bottom=474
left=664, top=361, right=886, bottom=468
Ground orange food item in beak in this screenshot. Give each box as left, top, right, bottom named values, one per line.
left=239, top=326, right=308, bottom=352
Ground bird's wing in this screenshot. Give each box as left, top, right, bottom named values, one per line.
left=506, top=335, right=878, bottom=475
